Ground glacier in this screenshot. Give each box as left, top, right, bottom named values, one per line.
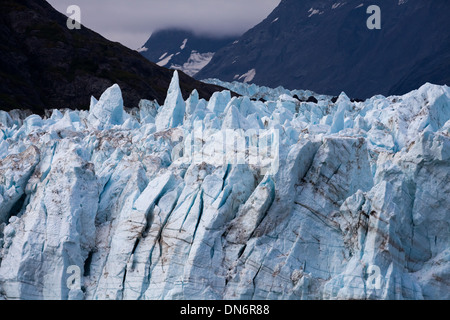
left=0, top=70, right=449, bottom=300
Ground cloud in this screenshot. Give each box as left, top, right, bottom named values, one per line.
left=47, top=0, right=280, bottom=49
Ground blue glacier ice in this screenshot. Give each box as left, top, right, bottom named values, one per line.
left=155, top=70, right=186, bottom=131
left=0, top=72, right=448, bottom=300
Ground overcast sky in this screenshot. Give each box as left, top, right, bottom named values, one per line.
left=47, top=0, right=280, bottom=49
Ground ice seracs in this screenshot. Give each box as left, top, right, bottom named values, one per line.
left=87, top=84, right=128, bottom=130
left=155, top=71, right=186, bottom=131
left=0, top=79, right=448, bottom=300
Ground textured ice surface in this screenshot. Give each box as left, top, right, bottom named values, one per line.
left=156, top=71, right=185, bottom=131
left=0, top=72, right=448, bottom=300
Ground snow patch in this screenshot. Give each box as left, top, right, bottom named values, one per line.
left=180, top=38, right=188, bottom=50
left=159, top=52, right=168, bottom=60
left=332, top=2, right=346, bottom=9
left=238, top=69, right=256, bottom=83
left=157, top=54, right=174, bottom=67
left=308, top=8, right=324, bottom=17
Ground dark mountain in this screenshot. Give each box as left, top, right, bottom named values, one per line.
left=139, top=29, right=236, bottom=77
left=0, top=0, right=227, bottom=114
left=196, top=0, right=450, bottom=98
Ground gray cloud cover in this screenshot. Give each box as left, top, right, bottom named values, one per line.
left=47, top=0, right=280, bottom=49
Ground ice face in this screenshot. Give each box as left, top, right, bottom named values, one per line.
left=0, top=78, right=448, bottom=300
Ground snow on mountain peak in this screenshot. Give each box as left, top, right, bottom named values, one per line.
left=139, top=29, right=236, bottom=77
left=171, top=51, right=215, bottom=77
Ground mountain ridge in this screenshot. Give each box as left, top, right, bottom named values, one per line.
left=196, top=0, right=450, bottom=98
left=0, top=0, right=228, bottom=114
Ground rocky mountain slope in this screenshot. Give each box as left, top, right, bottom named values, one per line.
left=0, top=72, right=448, bottom=300
left=139, top=29, right=236, bottom=77
left=196, top=0, right=450, bottom=99
left=0, top=0, right=227, bottom=114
